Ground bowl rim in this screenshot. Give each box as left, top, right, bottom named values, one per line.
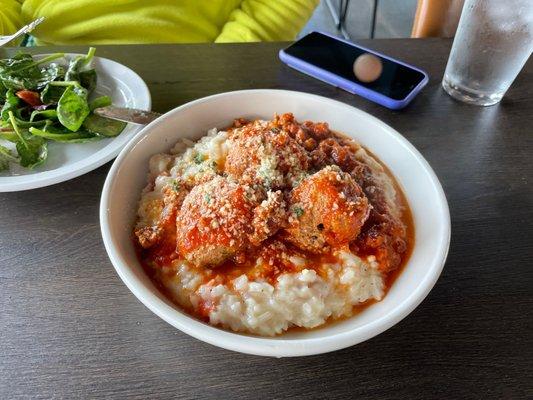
left=100, top=89, right=451, bottom=357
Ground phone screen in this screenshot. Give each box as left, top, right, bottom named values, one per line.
left=283, top=32, right=426, bottom=100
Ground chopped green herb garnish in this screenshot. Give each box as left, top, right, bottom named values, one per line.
left=204, top=193, right=211, bottom=203
left=172, top=180, right=181, bottom=192
left=294, top=206, right=304, bottom=218
left=194, top=153, right=204, bottom=164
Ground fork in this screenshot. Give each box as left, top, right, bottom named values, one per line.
left=0, top=17, right=45, bottom=47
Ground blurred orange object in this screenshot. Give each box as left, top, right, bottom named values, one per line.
left=411, top=0, right=465, bottom=38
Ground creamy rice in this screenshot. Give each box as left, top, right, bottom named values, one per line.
left=158, top=250, right=383, bottom=336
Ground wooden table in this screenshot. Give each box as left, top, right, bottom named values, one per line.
left=1, top=39, right=531, bottom=399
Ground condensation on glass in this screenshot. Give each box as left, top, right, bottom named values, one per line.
left=442, top=0, right=533, bottom=106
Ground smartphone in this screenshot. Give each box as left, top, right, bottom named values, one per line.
left=279, top=31, right=429, bottom=109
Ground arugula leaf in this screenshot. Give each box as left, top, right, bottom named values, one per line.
left=89, top=95, right=112, bottom=111
left=65, top=47, right=96, bottom=82
left=57, top=85, right=90, bottom=131
left=0, top=53, right=64, bottom=90
left=16, top=136, right=48, bottom=168
left=0, top=54, right=35, bottom=89
left=40, top=83, right=65, bottom=104
left=0, top=131, right=18, bottom=143
left=64, top=60, right=83, bottom=83
left=7, top=53, right=64, bottom=73
left=30, top=109, right=58, bottom=122
left=36, top=63, right=64, bottom=89
left=0, top=53, right=33, bottom=70
left=0, top=144, right=19, bottom=171
left=1, top=90, right=20, bottom=121
left=11, top=117, right=49, bottom=129
left=8, top=111, right=47, bottom=169
left=0, top=75, right=29, bottom=91
left=0, top=80, right=6, bottom=102
left=29, top=125, right=100, bottom=143
left=79, top=69, right=97, bottom=93
left=82, top=113, right=126, bottom=137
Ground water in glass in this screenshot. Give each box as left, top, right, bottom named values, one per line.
left=442, top=0, right=533, bottom=106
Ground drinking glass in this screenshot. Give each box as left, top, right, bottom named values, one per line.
left=442, top=0, right=533, bottom=106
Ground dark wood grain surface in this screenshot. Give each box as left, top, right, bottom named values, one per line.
left=1, top=39, right=531, bottom=399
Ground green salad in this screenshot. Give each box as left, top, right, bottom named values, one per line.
left=0, top=48, right=126, bottom=171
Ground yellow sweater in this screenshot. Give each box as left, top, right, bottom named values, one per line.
left=0, top=0, right=318, bottom=45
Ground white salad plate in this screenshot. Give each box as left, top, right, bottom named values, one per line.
left=100, top=89, right=451, bottom=357
left=0, top=53, right=151, bottom=192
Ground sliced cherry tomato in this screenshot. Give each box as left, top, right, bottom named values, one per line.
left=15, top=90, right=42, bottom=107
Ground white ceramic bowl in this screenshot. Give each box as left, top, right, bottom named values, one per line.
left=100, top=90, right=450, bottom=357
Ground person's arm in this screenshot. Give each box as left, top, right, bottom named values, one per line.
left=215, top=0, right=319, bottom=43
left=0, top=0, right=23, bottom=35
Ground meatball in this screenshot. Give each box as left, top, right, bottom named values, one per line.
left=249, top=190, right=287, bottom=246
left=135, top=181, right=188, bottom=249
left=176, top=176, right=259, bottom=268
left=225, top=121, right=309, bottom=189
left=283, top=166, right=370, bottom=253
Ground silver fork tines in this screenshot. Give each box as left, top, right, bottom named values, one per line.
left=21, top=17, right=45, bottom=34
left=0, top=17, right=45, bottom=47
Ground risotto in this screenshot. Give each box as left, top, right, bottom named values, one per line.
left=134, top=114, right=413, bottom=336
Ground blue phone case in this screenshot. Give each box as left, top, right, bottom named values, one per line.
left=279, top=31, right=429, bottom=110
